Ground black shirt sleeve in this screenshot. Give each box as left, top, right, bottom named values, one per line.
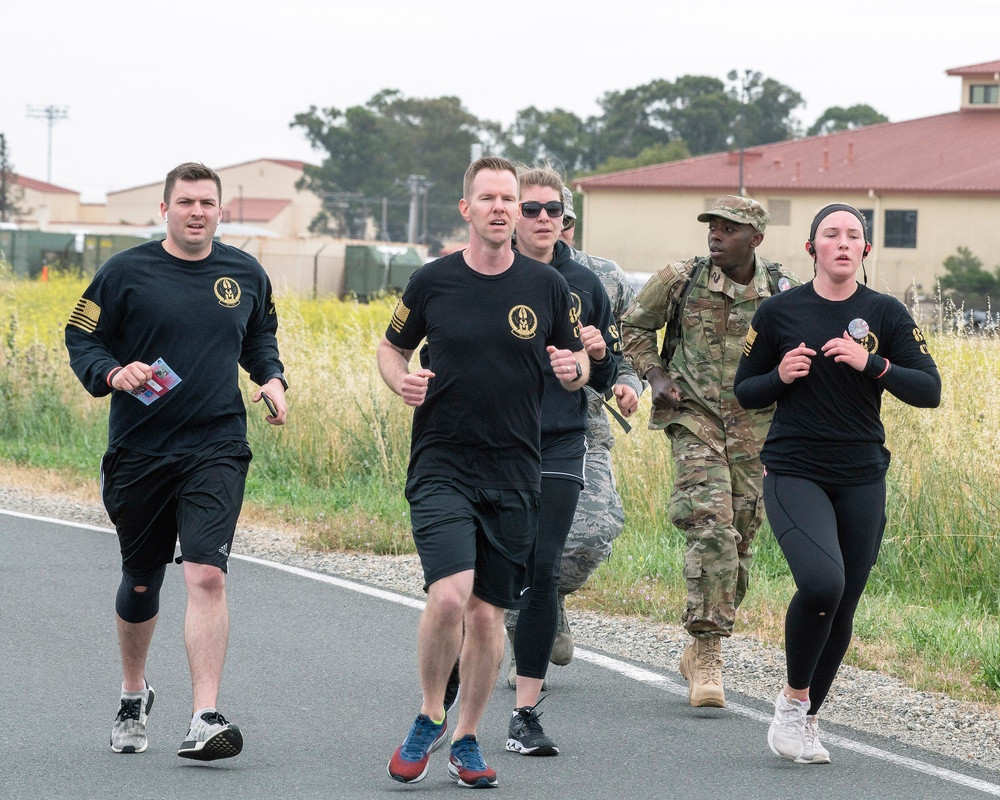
left=734, top=307, right=787, bottom=409
left=66, top=264, right=122, bottom=398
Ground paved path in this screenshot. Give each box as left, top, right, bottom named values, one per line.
left=3, top=509, right=1000, bottom=799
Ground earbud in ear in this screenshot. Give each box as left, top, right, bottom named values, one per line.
left=863, top=242, right=872, bottom=256
left=807, top=242, right=816, bottom=256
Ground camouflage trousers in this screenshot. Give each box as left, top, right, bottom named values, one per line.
left=667, top=426, right=764, bottom=637
left=505, top=446, right=624, bottom=633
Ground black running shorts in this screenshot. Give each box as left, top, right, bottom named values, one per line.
left=101, top=440, right=252, bottom=575
left=405, top=476, right=539, bottom=609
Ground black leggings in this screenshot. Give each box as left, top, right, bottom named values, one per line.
left=763, top=471, right=886, bottom=715
left=513, top=477, right=581, bottom=679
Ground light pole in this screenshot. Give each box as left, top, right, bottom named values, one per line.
left=406, top=175, right=432, bottom=244
left=26, top=105, right=69, bottom=184
left=727, top=70, right=751, bottom=197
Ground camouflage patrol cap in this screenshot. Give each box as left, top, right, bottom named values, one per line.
left=562, top=186, right=576, bottom=229
left=697, top=195, right=769, bottom=233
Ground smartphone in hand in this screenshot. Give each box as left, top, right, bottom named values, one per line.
left=261, top=391, right=277, bottom=417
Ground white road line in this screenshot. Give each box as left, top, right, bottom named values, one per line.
left=5, top=506, right=1000, bottom=796
left=573, top=649, right=1000, bottom=796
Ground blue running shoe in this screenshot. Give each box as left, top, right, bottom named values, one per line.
left=388, top=713, right=446, bottom=783
left=448, top=734, right=497, bottom=788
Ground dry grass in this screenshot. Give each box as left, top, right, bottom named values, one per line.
left=5, top=274, right=1000, bottom=704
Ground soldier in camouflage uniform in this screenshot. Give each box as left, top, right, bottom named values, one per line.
left=505, top=187, right=643, bottom=675
left=620, top=195, right=799, bottom=708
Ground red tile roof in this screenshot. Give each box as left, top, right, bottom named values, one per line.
left=946, top=60, right=1000, bottom=76
left=2, top=172, right=78, bottom=194
left=574, top=110, right=1000, bottom=196
left=221, top=197, right=292, bottom=223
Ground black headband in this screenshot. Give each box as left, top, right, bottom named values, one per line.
left=808, top=203, right=869, bottom=245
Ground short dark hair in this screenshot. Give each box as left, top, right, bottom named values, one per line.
left=163, top=162, right=222, bottom=205
left=463, top=156, right=516, bottom=200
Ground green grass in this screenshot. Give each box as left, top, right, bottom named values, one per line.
left=4, top=271, right=1000, bottom=703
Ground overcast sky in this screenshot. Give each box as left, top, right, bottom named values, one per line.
left=3, top=0, right=996, bottom=203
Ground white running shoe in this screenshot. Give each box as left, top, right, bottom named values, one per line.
left=110, top=684, right=154, bottom=754
left=767, top=691, right=807, bottom=761
left=796, top=715, right=831, bottom=764
left=177, top=710, right=243, bottom=760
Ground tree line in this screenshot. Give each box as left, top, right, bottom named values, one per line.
left=291, top=71, right=887, bottom=249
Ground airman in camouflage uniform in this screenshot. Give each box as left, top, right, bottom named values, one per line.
left=506, top=187, right=644, bottom=671
left=620, top=195, right=799, bottom=708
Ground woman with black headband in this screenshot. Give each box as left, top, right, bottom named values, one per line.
left=733, top=203, right=941, bottom=764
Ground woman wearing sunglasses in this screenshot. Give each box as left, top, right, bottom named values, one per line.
left=502, top=165, right=622, bottom=757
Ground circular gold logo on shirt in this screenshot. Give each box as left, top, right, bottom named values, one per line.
left=509, top=305, right=538, bottom=339
left=215, top=277, right=241, bottom=307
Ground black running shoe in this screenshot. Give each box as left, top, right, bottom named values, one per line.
left=444, top=657, right=461, bottom=714
left=505, top=700, right=559, bottom=756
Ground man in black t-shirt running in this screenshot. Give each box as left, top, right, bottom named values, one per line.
left=378, top=156, right=586, bottom=789
left=66, top=162, right=287, bottom=762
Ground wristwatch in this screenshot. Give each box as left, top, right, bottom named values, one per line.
left=574, top=361, right=583, bottom=380
left=264, top=372, right=288, bottom=391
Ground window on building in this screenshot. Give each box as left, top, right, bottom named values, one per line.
left=859, top=208, right=875, bottom=244
left=970, top=84, right=1000, bottom=105
left=884, top=210, right=917, bottom=248
left=766, top=199, right=791, bottom=226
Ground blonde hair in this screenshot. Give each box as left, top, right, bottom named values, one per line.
left=516, top=163, right=564, bottom=194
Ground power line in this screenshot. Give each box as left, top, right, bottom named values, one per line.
left=26, top=105, right=69, bottom=184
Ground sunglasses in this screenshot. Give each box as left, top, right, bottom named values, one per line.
left=520, top=201, right=564, bottom=219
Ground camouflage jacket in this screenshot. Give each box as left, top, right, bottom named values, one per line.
left=621, top=253, right=799, bottom=460
left=568, top=245, right=644, bottom=452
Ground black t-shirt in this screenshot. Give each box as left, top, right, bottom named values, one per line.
left=526, top=241, right=620, bottom=438
left=734, top=281, right=939, bottom=484
left=66, top=240, right=283, bottom=454
left=385, top=250, right=582, bottom=491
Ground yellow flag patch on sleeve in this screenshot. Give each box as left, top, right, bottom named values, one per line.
left=68, top=298, right=101, bottom=333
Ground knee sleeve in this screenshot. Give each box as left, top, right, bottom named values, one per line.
left=115, top=564, right=167, bottom=624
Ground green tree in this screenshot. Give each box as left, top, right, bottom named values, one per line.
left=736, top=73, right=805, bottom=146
left=669, top=76, right=738, bottom=155
left=588, top=80, right=677, bottom=166
left=291, top=91, right=492, bottom=243
left=589, top=72, right=804, bottom=164
left=0, top=133, right=31, bottom=223
left=499, top=107, right=589, bottom=177
left=587, top=141, right=691, bottom=175
left=807, top=104, right=889, bottom=136
left=938, top=246, right=1000, bottom=310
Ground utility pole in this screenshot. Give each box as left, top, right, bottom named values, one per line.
left=406, top=175, right=432, bottom=244
left=26, top=104, right=69, bottom=184
left=0, top=133, right=8, bottom=222
left=727, top=70, right=751, bottom=197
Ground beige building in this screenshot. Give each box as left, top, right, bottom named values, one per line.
left=105, top=158, right=323, bottom=237
left=574, top=60, right=1000, bottom=302
left=1, top=174, right=82, bottom=226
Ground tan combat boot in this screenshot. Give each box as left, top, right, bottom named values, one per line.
left=678, top=635, right=726, bottom=707
left=549, top=595, right=574, bottom=666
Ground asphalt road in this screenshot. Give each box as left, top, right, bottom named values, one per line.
left=3, top=509, right=1000, bottom=800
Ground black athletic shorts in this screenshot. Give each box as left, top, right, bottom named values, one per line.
left=100, top=439, right=252, bottom=575
left=540, top=430, right=587, bottom=487
left=405, top=476, right=539, bottom=609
